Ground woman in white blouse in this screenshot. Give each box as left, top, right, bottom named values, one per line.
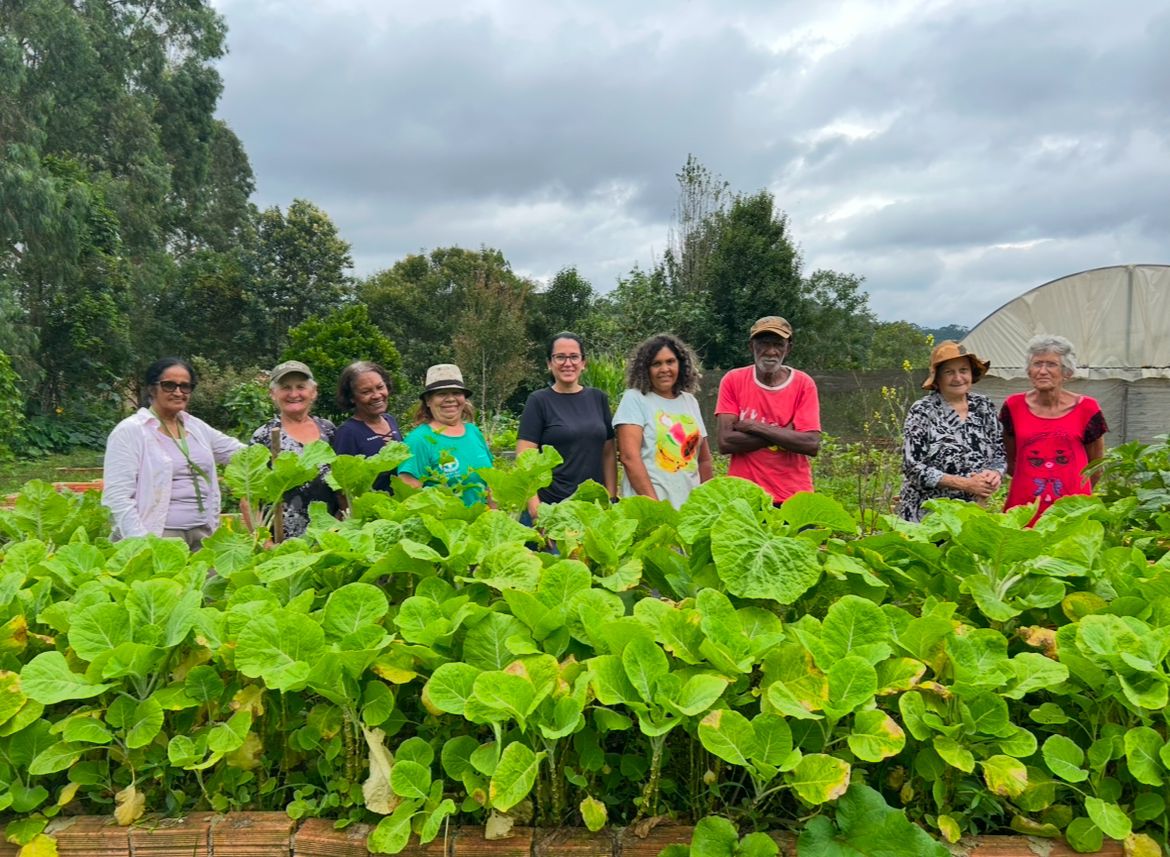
left=102, top=358, right=243, bottom=549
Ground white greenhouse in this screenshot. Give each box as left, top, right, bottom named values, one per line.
left=961, top=264, right=1170, bottom=444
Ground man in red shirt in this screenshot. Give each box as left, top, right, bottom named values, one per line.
left=715, top=316, right=821, bottom=504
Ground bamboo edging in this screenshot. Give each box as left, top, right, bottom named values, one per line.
left=0, top=815, right=1127, bottom=857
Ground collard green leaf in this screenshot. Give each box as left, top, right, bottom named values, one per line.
left=68, top=603, right=132, bottom=662
left=367, top=802, right=417, bottom=854
left=820, top=595, right=891, bottom=666
left=981, top=754, right=1027, bottom=797
left=323, top=583, right=389, bottom=639
left=0, top=671, right=27, bottom=726
left=463, top=612, right=531, bottom=671
left=28, top=740, right=85, bottom=775
left=1084, top=797, right=1132, bottom=840
left=668, top=674, right=729, bottom=717
left=710, top=501, right=821, bottom=604
left=752, top=713, right=793, bottom=768
left=589, top=655, right=638, bottom=706
left=125, top=696, right=164, bottom=749
left=207, top=710, right=252, bottom=754
left=21, top=652, right=114, bottom=704
left=1065, top=817, right=1104, bottom=853
left=825, top=655, right=877, bottom=718
left=1042, top=734, right=1088, bottom=783
left=472, top=543, right=541, bottom=592
left=787, top=753, right=850, bottom=804
left=933, top=735, right=975, bottom=773
left=390, top=759, right=431, bottom=800
left=698, top=709, right=758, bottom=768
left=61, top=716, right=113, bottom=745
left=488, top=742, right=543, bottom=812
left=847, top=710, right=905, bottom=762
left=1124, top=726, right=1164, bottom=786
left=441, top=735, right=480, bottom=779
left=472, top=671, right=536, bottom=724
left=622, top=638, right=669, bottom=703
left=579, top=795, right=607, bottom=833
left=423, top=663, right=481, bottom=716
left=778, top=492, right=857, bottom=533
left=235, top=609, right=325, bottom=692
left=690, top=816, right=739, bottom=857
left=677, top=477, right=772, bottom=545
left=184, top=666, right=225, bottom=706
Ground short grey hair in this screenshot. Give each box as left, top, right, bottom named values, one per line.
left=1026, top=334, right=1077, bottom=378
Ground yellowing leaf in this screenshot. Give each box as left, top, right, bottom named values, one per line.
left=982, top=755, right=1028, bottom=798
left=936, top=815, right=961, bottom=843
left=114, top=784, right=145, bottom=826
left=56, top=781, right=81, bottom=807
left=580, top=796, right=607, bottom=832
left=1124, top=832, right=1162, bottom=857
left=231, top=685, right=265, bottom=716
left=372, top=663, right=418, bottom=684
left=226, top=732, right=263, bottom=770
left=18, top=834, right=57, bottom=857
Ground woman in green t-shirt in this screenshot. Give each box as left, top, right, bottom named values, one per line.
left=399, top=364, right=494, bottom=506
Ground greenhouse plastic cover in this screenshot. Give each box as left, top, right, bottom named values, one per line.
left=962, top=264, right=1170, bottom=381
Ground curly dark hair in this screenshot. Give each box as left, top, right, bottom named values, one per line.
left=625, top=333, right=702, bottom=395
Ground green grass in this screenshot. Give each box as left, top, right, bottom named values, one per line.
left=0, top=450, right=104, bottom=495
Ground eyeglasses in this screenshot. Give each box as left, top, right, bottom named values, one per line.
left=551, top=354, right=583, bottom=364
left=157, top=381, right=196, bottom=394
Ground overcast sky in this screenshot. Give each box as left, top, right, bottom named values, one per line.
left=211, top=0, right=1170, bottom=329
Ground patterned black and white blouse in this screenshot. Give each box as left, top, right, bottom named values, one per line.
left=249, top=416, right=339, bottom=539
left=897, top=391, right=1006, bottom=522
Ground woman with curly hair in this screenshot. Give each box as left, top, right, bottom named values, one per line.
left=613, top=333, right=713, bottom=507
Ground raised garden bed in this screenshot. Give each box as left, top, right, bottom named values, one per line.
left=0, top=816, right=1127, bottom=857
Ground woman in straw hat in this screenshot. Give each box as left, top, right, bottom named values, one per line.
left=897, top=340, right=1006, bottom=522
left=398, top=364, right=493, bottom=506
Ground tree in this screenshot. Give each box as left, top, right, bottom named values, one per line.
left=0, top=0, right=257, bottom=419
left=454, top=271, right=533, bottom=420
left=867, top=321, right=933, bottom=369
left=252, top=200, right=354, bottom=356
left=359, top=247, right=533, bottom=385
left=700, top=191, right=803, bottom=369
left=663, top=154, right=730, bottom=299
left=797, top=270, right=876, bottom=370
left=283, top=304, right=405, bottom=423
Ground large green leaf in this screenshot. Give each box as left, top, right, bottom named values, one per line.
left=677, top=477, right=771, bottom=545
left=1124, top=726, right=1164, bottom=786
left=1042, top=734, right=1088, bottom=783
left=207, top=710, right=252, bottom=754
left=390, top=759, right=431, bottom=800
left=690, top=816, right=739, bottom=857
left=323, top=583, right=389, bottom=639
left=125, top=696, right=165, bottom=749
left=21, top=652, right=113, bottom=704
left=471, top=543, right=542, bottom=592
left=28, top=740, right=85, bottom=775
left=1084, top=797, right=1132, bottom=841
left=423, top=663, right=481, bottom=716
left=980, top=755, right=1027, bottom=797
left=699, top=709, right=758, bottom=768
left=472, top=671, right=536, bottom=724
left=68, top=603, right=132, bottom=662
left=622, top=637, right=669, bottom=703
left=825, top=656, right=877, bottom=718
left=235, top=609, right=325, bottom=692
left=819, top=595, right=891, bottom=666
left=488, top=742, right=543, bottom=812
left=463, top=612, right=530, bottom=670
left=710, top=500, right=821, bottom=604
left=778, top=492, right=857, bottom=533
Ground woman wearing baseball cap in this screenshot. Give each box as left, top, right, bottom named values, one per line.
left=398, top=364, right=494, bottom=507
left=245, top=360, right=340, bottom=539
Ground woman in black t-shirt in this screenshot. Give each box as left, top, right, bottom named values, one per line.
left=516, top=332, right=617, bottom=523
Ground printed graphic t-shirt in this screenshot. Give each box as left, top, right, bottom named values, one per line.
left=1001, top=393, right=1107, bottom=524
left=612, top=389, right=707, bottom=508
left=715, top=365, right=821, bottom=503
left=399, top=422, right=494, bottom=507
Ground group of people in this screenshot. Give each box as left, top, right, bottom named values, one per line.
left=897, top=334, right=1107, bottom=524
left=100, top=314, right=1105, bottom=552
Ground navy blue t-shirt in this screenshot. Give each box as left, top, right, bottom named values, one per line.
left=518, top=386, right=613, bottom=503
left=331, top=414, right=403, bottom=492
